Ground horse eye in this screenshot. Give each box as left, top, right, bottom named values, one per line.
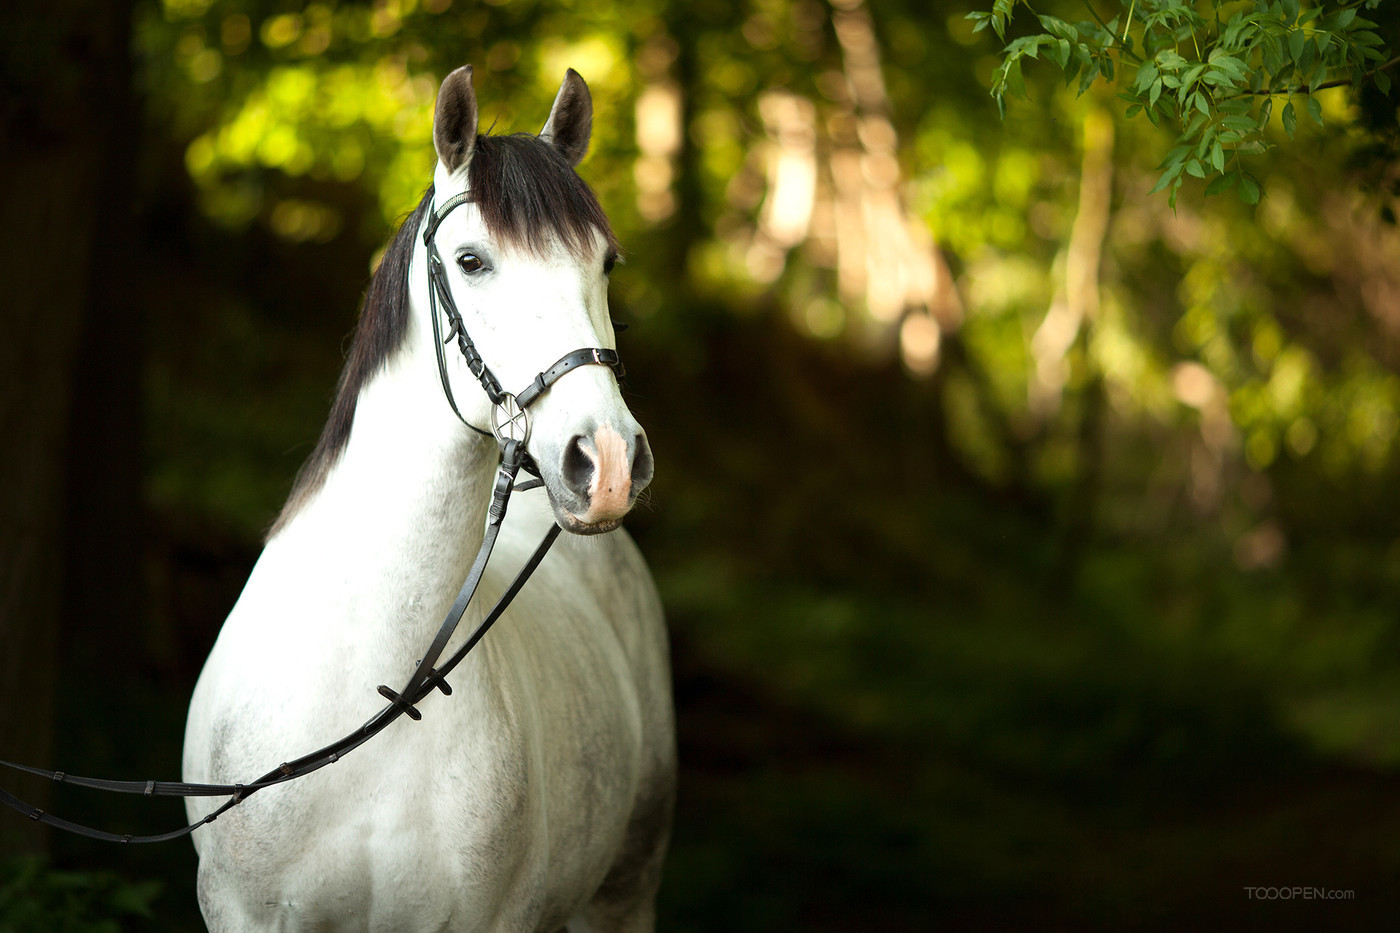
left=457, top=253, right=485, bottom=275
left=603, top=252, right=618, bottom=276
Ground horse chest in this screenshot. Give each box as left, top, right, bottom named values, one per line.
left=190, top=583, right=644, bottom=931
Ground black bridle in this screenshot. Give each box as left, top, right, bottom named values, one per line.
left=423, top=190, right=623, bottom=447
left=0, top=191, right=628, bottom=844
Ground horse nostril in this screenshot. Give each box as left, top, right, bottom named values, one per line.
left=562, top=435, right=593, bottom=497
left=631, top=433, right=654, bottom=492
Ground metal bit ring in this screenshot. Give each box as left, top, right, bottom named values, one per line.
left=491, top=393, right=531, bottom=446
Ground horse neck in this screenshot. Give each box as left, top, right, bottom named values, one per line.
left=269, top=315, right=499, bottom=650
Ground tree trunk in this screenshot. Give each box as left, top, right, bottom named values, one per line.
left=0, top=0, right=136, bottom=856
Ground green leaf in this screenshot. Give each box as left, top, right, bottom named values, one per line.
left=1063, top=50, right=1083, bottom=87
left=1239, top=174, right=1261, bottom=204
left=1006, top=36, right=1041, bottom=59
left=1149, top=163, right=1182, bottom=195
left=1135, top=63, right=1159, bottom=92
left=1298, top=36, right=1316, bottom=75
left=1282, top=100, right=1296, bottom=137
left=1186, top=158, right=1206, bottom=179
left=1156, top=50, right=1189, bottom=71
left=1006, top=57, right=1027, bottom=99
left=1205, top=171, right=1239, bottom=195
left=1194, top=92, right=1211, bottom=116
left=1078, top=59, right=1101, bottom=96
left=1037, top=14, right=1079, bottom=43
left=991, top=0, right=1012, bottom=40
left=1208, top=53, right=1249, bottom=81
left=1287, top=28, right=1305, bottom=64
left=1262, top=37, right=1282, bottom=75
left=1211, top=139, right=1225, bottom=172
left=1377, top=69, right=1392, bottom=97
left=1159, top=144, right=1191, bottom=169
left=1308, top=61, right=1328, bottom=93
left=1306, top=95, right=1322, bottom=126
left=1204, top=69, right=1238, bottom=89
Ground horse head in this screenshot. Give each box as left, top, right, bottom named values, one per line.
left=421, top=65, right=653, bottom=535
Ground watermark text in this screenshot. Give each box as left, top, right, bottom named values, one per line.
left=1243, top=886, right=1354, bottom=901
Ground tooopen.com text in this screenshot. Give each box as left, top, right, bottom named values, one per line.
left=1243, top=886, right=1354, bottom=901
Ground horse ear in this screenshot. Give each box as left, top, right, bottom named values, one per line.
left=539, top=69, right=592, bottom=166
left=434, top=65, right=478, bottom=174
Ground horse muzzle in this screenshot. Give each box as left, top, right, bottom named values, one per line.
left=543, top=422, right=653, bottom=534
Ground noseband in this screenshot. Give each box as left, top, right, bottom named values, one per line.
left=422, top=190, right=623, bottom=449
left=0, top=190, right=633, bottom=844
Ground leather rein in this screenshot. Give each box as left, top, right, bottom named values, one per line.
left=0, top=191, right=626, bottom=844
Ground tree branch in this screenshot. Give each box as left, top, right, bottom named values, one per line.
left=1233, top=54, right=1400, bottom=96
left=1079, top=0, right=1143, bottom=64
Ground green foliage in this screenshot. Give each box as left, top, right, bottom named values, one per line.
left=0, top=858, right=161, bottom=933
left=86, top=1, right=1400, bottom=925
left=970, top=1, right=1396, bottom=205
left=137, top=0, right=659, bottom=232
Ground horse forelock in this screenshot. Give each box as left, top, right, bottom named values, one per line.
left=467, top=132, right=618, bottom=260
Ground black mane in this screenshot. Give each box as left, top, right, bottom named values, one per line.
left=268, top=133, right=616, bottom=538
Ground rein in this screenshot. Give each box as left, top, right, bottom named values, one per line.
left=0, top=192, right=626, bottom=844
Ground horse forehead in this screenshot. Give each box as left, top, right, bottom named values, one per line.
left=434, top=200, right=607, bottom=271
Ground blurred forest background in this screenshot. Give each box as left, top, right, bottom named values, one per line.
left=3, top=0, right=1400, bottom=929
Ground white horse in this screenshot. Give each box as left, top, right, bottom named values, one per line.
left=183, top=66, right=675, bottom=932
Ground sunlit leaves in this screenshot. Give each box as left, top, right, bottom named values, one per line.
left=141, top=0, right=654, bottom=238
left=970, top=1, right=1397, bottom=206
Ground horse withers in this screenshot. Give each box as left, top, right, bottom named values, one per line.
left=182, top=66, right=675, bottom=932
